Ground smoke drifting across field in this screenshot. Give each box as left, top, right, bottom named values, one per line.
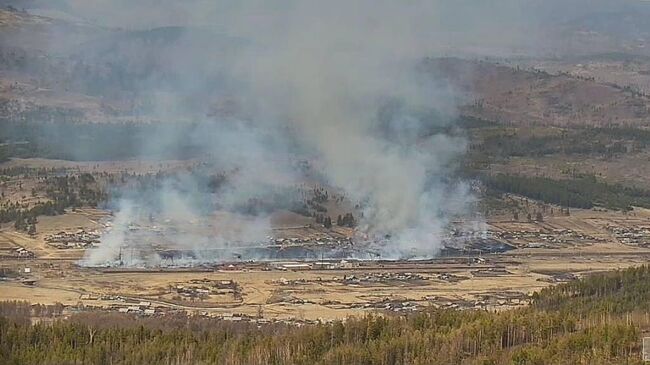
left=52, top=1, right=479, bottom=266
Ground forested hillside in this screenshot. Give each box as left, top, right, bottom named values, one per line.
left=3, top=266, right=650, bottom=364
left=483, top=173, right=650, bottom=210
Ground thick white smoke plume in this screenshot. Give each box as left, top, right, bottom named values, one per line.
left=229, top=2, right=474, bottom=252
left=77, top=1, right=481, bottom=266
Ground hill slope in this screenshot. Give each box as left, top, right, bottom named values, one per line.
left=425, top=57, right=650, bottom=128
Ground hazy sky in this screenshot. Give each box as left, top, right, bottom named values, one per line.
left=22, top=0, right=649, bottom=31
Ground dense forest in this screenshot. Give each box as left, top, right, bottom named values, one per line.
left=3, top=266, right=650, bottom=364
left=460, top=121, right=650, bottom=212
left=483, top=173, right=650, bottom=210
left=470, top=126, right=650, bottom=160
left=0, top=173, right=105, bottom=230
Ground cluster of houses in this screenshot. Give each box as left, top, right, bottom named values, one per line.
left=116, top=301, right=156, bottom=315
left=538, top=272, right=578, bottom=283
left=274, top=272, right=428, bottom=287
left=494, top=228, right=603, bottom=248
left=0, top=247, right=34, bottom=259
left=270, top=237, right=353, bottom=246
left=45, top=229, right=100, bottom=249
left=173, top=279, right=238, bottom=300
left=274, top=277, right=309, bottom=286
left=350, top=299, right=419, bottom=312
left=12, top=247, right=34, bottom=258
left=435, top=273, right=468, bottom=283
left=79, top=294, right=157, bottom=315
left=607, top=225, right=650, bottom=246
left=268, top=260, right=359, bottom=272
left=63, top=298, right=327, bottom=325
left=426, top=291, right=531, bottom=311
left=339, top=272, right=427, bottom=285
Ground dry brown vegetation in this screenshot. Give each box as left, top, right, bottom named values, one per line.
left=2, top=205, right=650, bottom=321
left=426, top=57, right=650, bottom=128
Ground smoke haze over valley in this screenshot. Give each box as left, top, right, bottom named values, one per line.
left=72, top=1, right=479, bottom=265
left=8, top=4, right=650, bottom=364
left=3, top=1, right=650, bottom=266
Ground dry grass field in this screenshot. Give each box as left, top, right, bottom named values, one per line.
left=2, top=205, right=649, bottom=321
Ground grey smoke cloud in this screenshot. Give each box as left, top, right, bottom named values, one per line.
left=73, top=1, right=483, bottom=265
left=226, top=1, right=472, bottom=249
left=1, top=0, right=644, bottom=265
left=54, top=1, right=491, bottom=265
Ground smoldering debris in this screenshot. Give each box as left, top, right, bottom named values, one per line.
left=80, top=215, right=502, bottom=268
left=75, top=161, right=493, bottom=268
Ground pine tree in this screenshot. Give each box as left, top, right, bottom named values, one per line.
left=14, top=214, right=26, bottom=231
left=324, top=217, right=332, bottom=229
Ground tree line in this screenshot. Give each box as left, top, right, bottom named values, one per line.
left=4, top=265, right=650, bottom=364
left=483, top=173, right=650, bottom=211
left=0, top=173, right=105, bottom=234
left=469, top=126, right=650, bottom=161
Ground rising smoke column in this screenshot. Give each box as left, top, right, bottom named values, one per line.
left=78, top=1, right=478, bottom=265
left=234, top=2, right=473, bottom=256
left=82, top=199, right=134, bottom=267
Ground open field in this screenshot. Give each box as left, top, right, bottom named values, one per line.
left=2, top=205, right=649, bottom=322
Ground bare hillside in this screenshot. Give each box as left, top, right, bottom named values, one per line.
left=426, top=57, right=650, bottom=127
